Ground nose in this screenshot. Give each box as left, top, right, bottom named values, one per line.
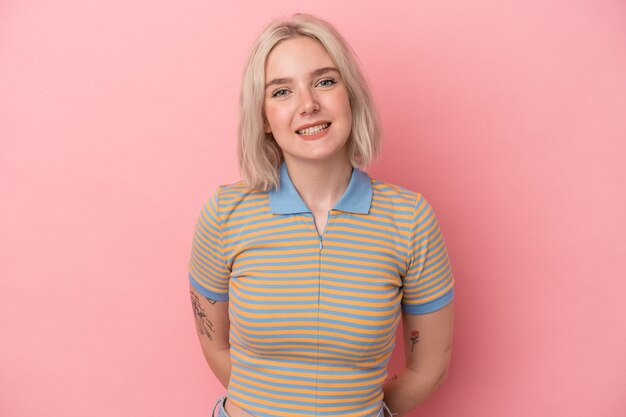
left=299, top=88, right=320, bottom=115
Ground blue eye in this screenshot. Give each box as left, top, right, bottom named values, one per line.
left=317, top=78, right=337, bottom=87
left=271, top=88, right=290, bottom=98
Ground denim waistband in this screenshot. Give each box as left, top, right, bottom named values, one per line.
left=211, top=396, right=227, bottom=417
left=211, top=396, right=394, bottom=417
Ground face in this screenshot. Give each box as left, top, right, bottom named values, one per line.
left=263, top=36, right=352, bottom=167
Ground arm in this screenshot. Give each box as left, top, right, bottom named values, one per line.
left=382, top=302, right=454, bottom=416
left=189, top=283, right=231, bottom=388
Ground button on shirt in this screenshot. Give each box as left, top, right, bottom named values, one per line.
left=189, top=163, right=454, bottom=417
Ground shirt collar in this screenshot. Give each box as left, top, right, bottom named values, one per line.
left=269, top=162, right=372, bottom=215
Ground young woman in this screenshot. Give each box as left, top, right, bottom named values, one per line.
left=189, top=14, right=455, bottom=417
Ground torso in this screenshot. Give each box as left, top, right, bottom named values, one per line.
left=225, top=398, right=255, bottom=417
left=190, top=169, right=455, bottom=416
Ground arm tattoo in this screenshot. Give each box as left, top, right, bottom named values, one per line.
left=385, top=374, right=398, bottom=382
left=190, top=291, right=216, bottom=340
left=409, top=330, right=420, bottom=352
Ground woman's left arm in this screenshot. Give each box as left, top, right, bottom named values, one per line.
left=382, top=301, right=454, bottom=416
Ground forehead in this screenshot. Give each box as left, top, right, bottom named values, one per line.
left=265, top=36, right=335, bottom=78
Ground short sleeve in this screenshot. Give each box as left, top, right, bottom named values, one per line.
left=188, top=188, right=230, bottom=301
left=402, top=194, right=455, bottom=314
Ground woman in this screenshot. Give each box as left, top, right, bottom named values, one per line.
left=189, top=14, right=454, bottom=417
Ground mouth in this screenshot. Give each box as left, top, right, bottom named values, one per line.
left=295, top=122, right=331, bottom=136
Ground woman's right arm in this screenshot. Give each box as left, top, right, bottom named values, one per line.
left=189, top=284, right=231, bottom=389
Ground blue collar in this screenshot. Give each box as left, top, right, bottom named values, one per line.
left=269, top=162, right=372, bottom=215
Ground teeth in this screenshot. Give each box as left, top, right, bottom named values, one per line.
left=297, top=123, right=329, bottom=135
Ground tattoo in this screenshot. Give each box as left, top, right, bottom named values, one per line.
left=410, top=330, right=420, bottom=352
left=205, top=297, right=217, bottom=305
left=384, top=374, right=398, bottom=383
left=190, top=291, right=216, bottom=340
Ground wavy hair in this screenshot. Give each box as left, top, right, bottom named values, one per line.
left=238, top=14, right=381, bottom=191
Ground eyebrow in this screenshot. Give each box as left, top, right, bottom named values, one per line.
left=265, top=67, right=339, bottom=89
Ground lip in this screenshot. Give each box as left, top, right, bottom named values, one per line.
left=294, top=121, right=331, bottom=133
left=294, top=121, right=331, bottom=141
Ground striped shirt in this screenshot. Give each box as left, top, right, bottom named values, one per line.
left=189, top=163, right=454, bottom=417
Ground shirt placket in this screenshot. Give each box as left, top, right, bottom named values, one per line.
left=314, top=209, right=333, bottom=416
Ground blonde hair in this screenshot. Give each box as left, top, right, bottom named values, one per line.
left=238, top=13, right=381, bottom=191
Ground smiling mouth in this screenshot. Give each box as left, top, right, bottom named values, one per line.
left=296, top=123, right=330, bottom=135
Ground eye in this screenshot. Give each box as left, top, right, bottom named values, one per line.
left=316, top=77, right=337, bottom=88
left=271, top=88, right=290, bottom=98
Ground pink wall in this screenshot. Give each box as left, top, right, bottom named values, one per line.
left=1, top=1, right=625, bottom=416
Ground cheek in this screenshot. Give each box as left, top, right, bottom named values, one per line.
left=329, top=91, right=352, bottom=121
left=263, top=104, right=289, bottom=132
left=336, top=96, right=352, bottom=128
left=263, top=107, right=273, bottom=133
left=344, top=99, right=353, bottom=125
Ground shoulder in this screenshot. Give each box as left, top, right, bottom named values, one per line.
left=367, top=176, right=441, bottom=226
left=369, top=176, right=425, bottom=208
left=209, top=180, right=270, bottom=216
left=215, top=180, right=263, bottom=199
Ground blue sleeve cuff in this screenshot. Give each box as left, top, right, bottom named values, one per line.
left=189, top=274, right=229, bottom=302
left=402, top=288, right=454, bottom=315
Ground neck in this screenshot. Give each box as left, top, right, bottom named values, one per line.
left=283, top=155, right=353, bottom=213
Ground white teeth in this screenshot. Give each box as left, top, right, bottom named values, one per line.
left=297, top=123, right=329, bottom=135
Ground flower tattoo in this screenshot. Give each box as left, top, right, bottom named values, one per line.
left=409, top=330, right=420, bottom=352
left=190, top=291, right=216, bottom=340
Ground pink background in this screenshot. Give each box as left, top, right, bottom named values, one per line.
left=1, top=1, right=625, bottom=416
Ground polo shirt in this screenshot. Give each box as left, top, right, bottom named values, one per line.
left=189, top=163, right=454, bottom=417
